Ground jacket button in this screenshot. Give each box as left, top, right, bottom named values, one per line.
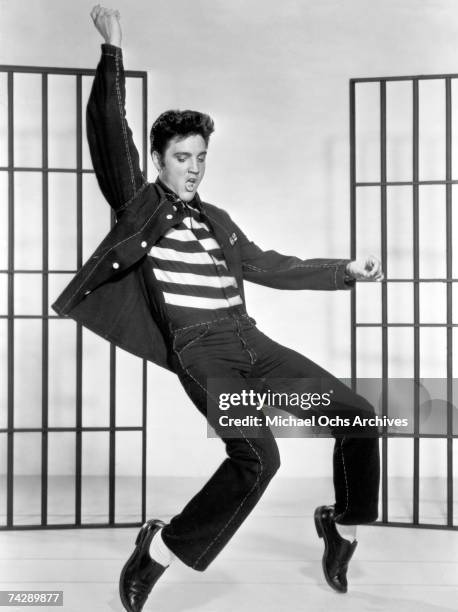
left=141, top=241, right=147, bottom=248
left=112, top=262, right=120, bottom=269
left=172, top=205, right=177, bottom=211
left=166, top=214, right=173, bottom=219
left=84, top=290, right=91, bottom=295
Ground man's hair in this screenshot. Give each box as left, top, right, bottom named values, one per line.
left=150, top=110, right=215, bottom=159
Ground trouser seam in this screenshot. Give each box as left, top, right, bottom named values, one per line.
left=309, top=401, right=351, bottom=523
left=335, top=436, right=349, bottom=522
left=173, top=347, right=264, bottom=570
left=235, top=319, right=257, bottom=364
left=171, top=313, right=251, bottom=334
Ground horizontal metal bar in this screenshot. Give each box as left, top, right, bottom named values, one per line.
left=351, top=74, right=458, bottom=83
left=390, top=277, right=457, bottom=284
left=374, top=520, right=457, bottom=531
left=356, top=323, right=458, bottom=327
left=0, top=65, right=146, bottom=78
left=0, top=426, right=143, bottom=433
left=0, top=270, right=77, bottom=274
left=356, top=180, right=458, bottom=186
left=0, top=167, right=96, bottom=173
left=378, top=433, right=458, bottom=440
left=0, top=518, right=455, bottom=532
left=3, top=318, right=457, bottom=326
left=0, top=315, right=73, bottom=319
left=0, top=521, right=144, bottom=531
left=4, top=273, right=456, bottom=282
left=3, top=428, right=453, bottom=438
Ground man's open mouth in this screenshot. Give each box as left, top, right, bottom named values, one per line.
left=185, top=178, right=198, bottom=191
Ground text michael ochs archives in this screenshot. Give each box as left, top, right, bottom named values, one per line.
left=216, top=389, right=409, bottom=429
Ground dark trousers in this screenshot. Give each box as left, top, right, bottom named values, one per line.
left=161, top=314, right=380, bottom=571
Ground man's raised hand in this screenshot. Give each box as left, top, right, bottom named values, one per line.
left=90, top=5, right=122, bottom=47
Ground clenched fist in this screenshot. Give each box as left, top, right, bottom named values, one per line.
left=346, top=255, right=384, bottom=281
left=90, top=4, right=122, bottom=47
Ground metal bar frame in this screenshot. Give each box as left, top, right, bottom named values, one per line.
left=41, top=72, right=49, bottom=527
left=350, top=73, right=457, bottom=531
left=0, top=64, right=148, bottom=531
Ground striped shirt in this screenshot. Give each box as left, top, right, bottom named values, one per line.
left=141, top=194, right=245, bottom=331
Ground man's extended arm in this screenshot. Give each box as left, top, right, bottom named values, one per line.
left=238, top=227, right=353, bottom=290
left=220, top=210, right=383, bottom=290
left=87, top=6, right=146, bottom=213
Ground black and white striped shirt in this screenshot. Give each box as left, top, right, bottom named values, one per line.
left=141, top=191, right=245, bottom=331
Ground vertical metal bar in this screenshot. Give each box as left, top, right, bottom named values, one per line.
left=445, top=77, right=453, bottom=527
left=349, top=80, right=357, bottom=388
left=75, top=74, right=83, bottom=526
left=141, top=360, right=147, bottom=524
left=142, top=74, right=148, bottom=177
left=109, top=341, right=116, bottom=525
left=141, top=73, right=148, bottom=524
left=41, top=73, right=49, bottom=526
left=412, top=79, right=420, bottom=525
left=6, top=71, right=14, bottom=528
left=380, top=80, right=388, bottom=523
left=109, top=201, right=117, bottom=525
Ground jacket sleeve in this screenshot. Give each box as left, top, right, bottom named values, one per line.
left=232, top=217, right=354, bottom=291
left=86, top=43, right=147, bottom=214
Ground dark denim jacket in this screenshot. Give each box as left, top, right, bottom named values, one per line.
left=51, top=44, right=352, bottom=372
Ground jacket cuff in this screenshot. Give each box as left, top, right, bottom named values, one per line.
left=335, top=259, right=355, bottom=290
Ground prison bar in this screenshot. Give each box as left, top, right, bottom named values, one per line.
left=6, top=70, right=14, bottom=529
left=1, top=64, right=148, bottom=530
left=412, top=78, right=420, bottom=526
left=41, top=71, right=49, bottom=526
left=445, top=78, right=454, bottom=527
left=380, top=80, right=388, bottom=524
left=351, top=73, right=457, bottom=530
left=349, top=81, right=357, bottom=390
left=141, top=68, right=148, bottom=526
left=75, top=73, right=84, bottom=527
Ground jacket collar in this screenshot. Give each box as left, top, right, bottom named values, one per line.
left=155, top=177, right=203, bottom=213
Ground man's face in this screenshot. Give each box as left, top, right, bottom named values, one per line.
left=153, top=133, right=207, bottom=202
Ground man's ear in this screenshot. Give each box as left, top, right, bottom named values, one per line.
left=152, top=150, right=164, bottom=172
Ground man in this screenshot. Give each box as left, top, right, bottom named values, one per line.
left=52, top=6, right=383, bottom=611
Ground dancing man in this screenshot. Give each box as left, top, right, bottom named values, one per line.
left=53, top=6, right=383, bottom=611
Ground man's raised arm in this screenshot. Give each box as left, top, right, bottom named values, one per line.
left=87, top=5, right=146, bottom=214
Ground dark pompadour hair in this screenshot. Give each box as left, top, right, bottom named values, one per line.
left=150, top=109, right=215, bottom=159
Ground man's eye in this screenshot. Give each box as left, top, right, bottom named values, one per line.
left=198, top=157, right=206, bottom=163
left=177, top=157, right=186, bottom=163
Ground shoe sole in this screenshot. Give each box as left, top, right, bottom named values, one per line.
left=119, top=520, right=166, bottom=612
left=314, top=507, right=347, bottom=594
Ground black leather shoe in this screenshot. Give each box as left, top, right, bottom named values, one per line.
left=119, top=519, right=167, bottom=612
left=314, top=505, right=357, bottom=593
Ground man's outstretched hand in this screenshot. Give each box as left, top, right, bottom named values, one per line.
left=90, top=4, right=122, bottom=47
left=346, top=255, right=384, bottom=281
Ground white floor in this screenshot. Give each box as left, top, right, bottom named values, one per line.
left=0, top=477, right=457, bottom=612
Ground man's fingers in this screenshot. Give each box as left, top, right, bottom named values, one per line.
left=365, top=255, right=379, bottom=270
left=91, top=5, right=121, bottom=28
left=364, top=255, right=382, bottom=278
left=90, top=5, right=102, bottom=22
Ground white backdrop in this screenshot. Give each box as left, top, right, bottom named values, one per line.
left=1, top=0, right=458, bottom=482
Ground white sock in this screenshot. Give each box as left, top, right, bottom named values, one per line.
left=148, top=527, right=175, bottom=567
left=335, top=523, right=357, bottom=542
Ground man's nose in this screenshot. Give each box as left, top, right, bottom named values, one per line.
left=188, top=159, right=199, bottom=173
